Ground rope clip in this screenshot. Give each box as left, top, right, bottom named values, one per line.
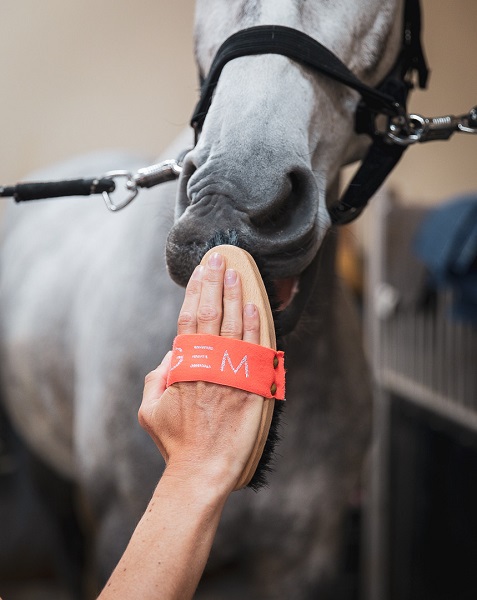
left=101, top=158, right=185, bottom=212
left=381, top=105, right=477, bottom=146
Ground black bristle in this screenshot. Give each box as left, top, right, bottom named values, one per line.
left=247, top=401, right=284, bottom=491
left=200, top=229, right=285, bottom=490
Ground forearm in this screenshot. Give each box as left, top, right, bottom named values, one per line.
left=98, top=467, right=229, bottom=600
left=101, top=256, right=263, bottom=599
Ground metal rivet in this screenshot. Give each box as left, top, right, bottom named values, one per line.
left=270, top=382, right=277, bottom=396
left=273, top=355, right=279, bottom=369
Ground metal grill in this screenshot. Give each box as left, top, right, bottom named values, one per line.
left=364, top=193, right=477, bottom=600
left=376, top=292, right=477, bottom=429
left=366, top=194, right=477, bottom=429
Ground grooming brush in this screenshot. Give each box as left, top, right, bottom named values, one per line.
left=199, top=238, right=284, bottom=491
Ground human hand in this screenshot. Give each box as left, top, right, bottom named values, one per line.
left=138, top=252, right=264, bottom=495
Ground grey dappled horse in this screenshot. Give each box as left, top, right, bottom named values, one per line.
left=0, top=0, right=406, bottom=597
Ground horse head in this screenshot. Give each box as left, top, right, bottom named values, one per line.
left=166, top=0, right=404, bottom=328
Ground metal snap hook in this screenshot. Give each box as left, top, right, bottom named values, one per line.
left=101, top=170, right=138, bottom=212
left=457, top=106, right=477, bottom=134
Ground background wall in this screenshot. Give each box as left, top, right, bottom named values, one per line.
left=382, top=0, right=477, bottom=204
left=0, top=1, right=197, bottom=183
left=1, top=0, right=476, bottom=204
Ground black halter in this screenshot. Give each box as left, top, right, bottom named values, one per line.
left=190, top=0, right=429, bottom=225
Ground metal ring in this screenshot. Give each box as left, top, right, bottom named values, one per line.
left=385, top=114, right=424, bottom=146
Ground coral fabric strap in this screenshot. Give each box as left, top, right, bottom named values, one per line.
left=166, top=334, right=285, bottom=400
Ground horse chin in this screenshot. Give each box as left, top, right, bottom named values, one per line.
left=273, top=250, right=320, bottom=335
left=165, top=226, right=320, bottom=336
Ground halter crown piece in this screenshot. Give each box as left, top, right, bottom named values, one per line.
left=190, top=0, right=429, bottom=225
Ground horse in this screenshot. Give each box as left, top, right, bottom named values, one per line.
left=0, top=0, right=414, bottom=597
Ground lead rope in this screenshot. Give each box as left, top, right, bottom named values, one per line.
left=2, top=106, right=475, bottom=215
left=0, top=154, right=186, bottom=212
left=1, top=3, right=476, bottom=220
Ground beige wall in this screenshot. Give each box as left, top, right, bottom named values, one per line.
left=386, top=0, right=477, bottom=204
left=1, top=0, right=476, bottom=204
left=0, top=1, right=197, bottom=183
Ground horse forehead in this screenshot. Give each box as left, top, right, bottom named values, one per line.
left=194, top=0, right=401, bottom=74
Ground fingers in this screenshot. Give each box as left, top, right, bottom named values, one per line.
left=177, top=265, right=205, bottom=335
left=242, top=303, right=260, bottom=344
left=222, top=271, right=260, bottom=343
left=139, top=351, right=173, bottom=451
left=196, top=253, right=225, bottom=334
left=220, top=269, right=243, bottom=338
left=177, top=252, right=226, bottom=336
left=142, top=351, right=173, bottom=405
left=177, top=252, right=261, bottom=342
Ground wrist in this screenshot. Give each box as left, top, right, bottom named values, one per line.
left=159, top=460, right=236, bottom=506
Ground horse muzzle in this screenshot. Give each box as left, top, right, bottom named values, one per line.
left=165, top=203, right=326, bottom=334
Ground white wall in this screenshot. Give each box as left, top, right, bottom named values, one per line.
left=1, top=0, right=476, bottom=204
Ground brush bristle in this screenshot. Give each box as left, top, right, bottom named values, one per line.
left=200, top=230, right=285, bottom=490
left=247, top=401, right=284, bottom=491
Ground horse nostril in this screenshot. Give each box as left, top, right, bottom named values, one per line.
left=250, top=169, right=311, bottom=232
left=177, top=155, right=197, bottom=212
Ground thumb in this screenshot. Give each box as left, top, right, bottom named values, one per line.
left=142, top=351, right=173, bottom=407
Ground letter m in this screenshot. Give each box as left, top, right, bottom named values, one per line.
left=220, top=350, right=249, bottom=378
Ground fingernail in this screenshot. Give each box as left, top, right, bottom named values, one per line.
left=208, top=252, right=223, bottom=269
left=191, top=265, right=204, bottom=280
left=224, top=269, right=237, bottom=287
left=244, top=303, right=257, bottom=317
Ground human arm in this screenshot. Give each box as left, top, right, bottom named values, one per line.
left=98, top=252, right=262, bottom=600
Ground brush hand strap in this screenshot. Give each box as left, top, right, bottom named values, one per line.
left=166, top=334, right=285, bottom=400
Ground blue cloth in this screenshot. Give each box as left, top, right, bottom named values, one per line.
left=413, top=194, right=477, bottom=325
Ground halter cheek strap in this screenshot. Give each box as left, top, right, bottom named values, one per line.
left=166, top=334, right=286, bottom=400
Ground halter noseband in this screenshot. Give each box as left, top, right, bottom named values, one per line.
left=190, top=0, right=429, bottom=225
